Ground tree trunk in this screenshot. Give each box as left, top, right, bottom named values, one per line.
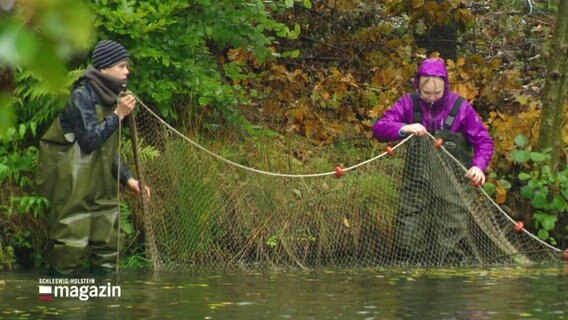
left=413, top=0, right=458, bottom=60
left=537, top=0, right=568, bottom=173
left=414, top=23, right=458, bottom=60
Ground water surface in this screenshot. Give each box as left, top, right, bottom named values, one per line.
left=1, top=265, right=566, bottom=319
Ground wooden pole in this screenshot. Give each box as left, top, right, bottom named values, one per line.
left=128, top=111, right=160, bottom=270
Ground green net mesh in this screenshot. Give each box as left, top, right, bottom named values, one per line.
left=123, top=104, right=562, bottom=271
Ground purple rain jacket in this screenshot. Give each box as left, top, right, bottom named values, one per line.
left=372, top=58, right=494, bottom=171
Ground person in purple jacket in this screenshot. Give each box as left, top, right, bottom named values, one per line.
left=372, top=58, right=494, bottom=265
left=373, top=57, right=493, bottom=182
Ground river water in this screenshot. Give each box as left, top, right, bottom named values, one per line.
left=1, top=265, right=566, bottom=319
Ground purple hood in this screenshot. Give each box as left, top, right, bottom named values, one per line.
left=371, top=58, right=494, bottom=171
left=413, top=58, right=451, bottom=108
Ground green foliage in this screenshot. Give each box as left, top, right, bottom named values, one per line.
left=1, top=3, right=90, bottom=270
left=1, top=0, right=566, bottom=267
left=1, top=0, right=293, bottom=269
left=119, top=202, right=135, bottom=236
left=120, top=137, right=161, bottom=164
left=159, top=138, right=221, bottom=257
left=13, top=69, right=83, bottom=126
left=0, top=0, right=94, bottom=135
left=0, top=123, right=40, bottom=188
left=510, top=135, right=568, bottom=244
left=118, top=201, right=150, bottom=268
left=0, top=68, right=58, bottom=271
left=6, top=196, right=49, bottom=219
left=0, top=240, right=16, bottom=271
left=120, top=254, right=148, bottom=268
left=0, top=197, right=47, bottom=269
left=89, top=0, right=295, bottom=120
left=0, top=120, right=49, bottom=269
left=0, top=93, right=17, bottom=139
left=0, top=1, right=92, bottom=88
left=386, top=0, right=474, bottom=34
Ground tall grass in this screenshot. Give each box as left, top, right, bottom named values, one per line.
left=141, top=125, right=402, bottom=269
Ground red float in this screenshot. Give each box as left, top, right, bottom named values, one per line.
left=434, top=138, right=443, bottom=149
left=514, top=221, right=524, bottom=232
left=386, top=146, right=394, bottom=156
left=334, top=166, right=343, bottom=178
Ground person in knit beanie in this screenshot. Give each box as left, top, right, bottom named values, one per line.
left=92, top=40, right=130, bottom=70
left=37, top=40, right=150, bottom=277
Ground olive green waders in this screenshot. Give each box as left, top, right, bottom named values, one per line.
left=395, top=137, right=478, bottom=265
left=37, top=104, right=121, bottom=275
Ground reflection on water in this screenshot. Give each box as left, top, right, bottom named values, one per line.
left=1, top=265, right=566, bottom=319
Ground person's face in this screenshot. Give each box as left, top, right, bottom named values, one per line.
left=100, top=60, right=129, bottom=80
left=419, top=77, right=444, bottom=103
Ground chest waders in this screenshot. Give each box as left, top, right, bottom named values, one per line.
left=393, top=94, right=480, bottom=266
left=37, top=104, right=120, bottom=275
left=410, top=93, right=473, bottom=167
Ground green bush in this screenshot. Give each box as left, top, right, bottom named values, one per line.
left=510, top=135, right=567, bottom=245
left=89, top=0, right=303, bottom=120
left=1, top=0, right=304, bottom=270
left=494, top=135, right=568, bottom=245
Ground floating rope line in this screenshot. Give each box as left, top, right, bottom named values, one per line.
left=478, top=183, right=561, bottom=253
left=132, top=94, right=414, bottom=178
left=126, top=94, right=563, bottom=270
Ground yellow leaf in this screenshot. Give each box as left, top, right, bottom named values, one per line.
left=304, top=120, right=317, bottom=138
left=372, top=68, right=396, bottom=87
left=496, top=185, right=507, bottom=204
left=319, top=89, right=330, bottom=100
left=458, top=69, right=471, bottom=81
left=501, top=70, right=521, bottom=89
left=411, top=0, right=424, bottom=9
left=515, top=95, right=530, bottom=106
left=487, top=58, right=501, bottom=70
left=227, top=48, right=247, bottom=62
left=446, top=59, right=455, bottom=69
left=369, top=105, right=386, bottom=119
left=456, top=57, right=466, bottom=67
left=453, top=83, right=478, bottom=101
left=327, top=123, right=344, bottom=135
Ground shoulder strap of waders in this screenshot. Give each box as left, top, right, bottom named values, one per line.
left=410, top=92, right=421, bottom=123
left=443, top=96, right=464, bottom=130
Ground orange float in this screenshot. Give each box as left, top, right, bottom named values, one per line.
left=334, top=166, right=343, bottom=178
left=434, top=138, right=443, bottom=149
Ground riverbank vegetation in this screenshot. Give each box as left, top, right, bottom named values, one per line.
left=1, top=0, right=566, bottom=270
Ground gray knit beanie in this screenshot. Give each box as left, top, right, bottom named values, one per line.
left=92, top=40, right=129, bottom=69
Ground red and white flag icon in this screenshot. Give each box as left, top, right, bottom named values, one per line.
left=38, top=286, right=53, bottom=301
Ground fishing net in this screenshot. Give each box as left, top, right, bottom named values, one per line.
left=123, top=103, right=562, bottom=271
